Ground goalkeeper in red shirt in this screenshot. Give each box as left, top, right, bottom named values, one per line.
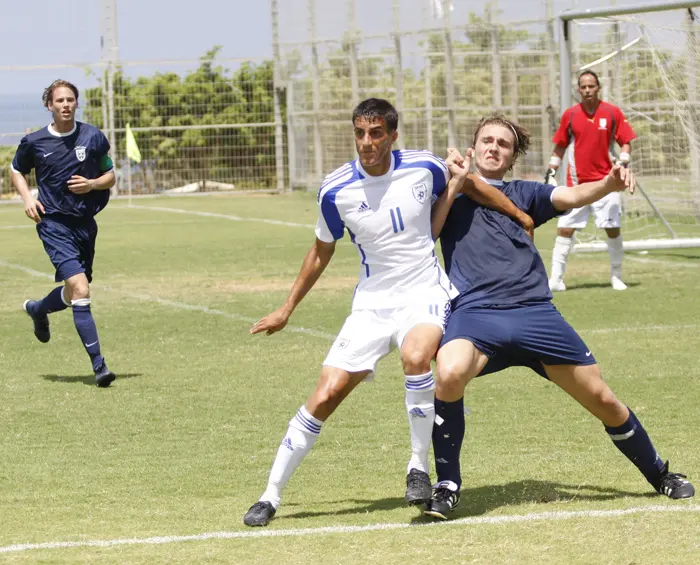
left=545, top=70, right=636, bottom=291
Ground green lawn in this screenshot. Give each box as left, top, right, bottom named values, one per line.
left=1, top=193, right=698, bottom=564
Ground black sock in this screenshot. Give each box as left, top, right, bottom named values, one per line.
left=432, top=397, right=465, bottom=489
left=605, top=408, right=665, bottom=486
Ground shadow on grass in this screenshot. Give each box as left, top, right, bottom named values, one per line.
left=281, top=479, right=655, bottom=522
left=40, top=373, right=142, bottom=386
left=562, top=281, right=641, bottom=291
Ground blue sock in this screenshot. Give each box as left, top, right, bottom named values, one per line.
left=605, top=408, right=665, bottom=486
left=71, top=300, right=104, bottom=372
left=36, top=287, right=69, bottom=316
left=432, top=397, right=465, bottom=489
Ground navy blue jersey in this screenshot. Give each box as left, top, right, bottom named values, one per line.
left=11, top=122, right=113, bottom=218
left=440, top=179, right=561, bottom=308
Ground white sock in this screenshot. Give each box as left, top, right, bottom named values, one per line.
left=405, top=372, right=436, bottom=475
left=607, top=235, right=624, bottom=279
left=550, top=235, right=574, bottom=283
left=260, top=405, right=322, bottom=509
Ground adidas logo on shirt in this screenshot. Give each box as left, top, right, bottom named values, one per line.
left=357, top=201, right=371, bottom=213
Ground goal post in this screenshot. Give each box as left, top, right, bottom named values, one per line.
left=557, top=1, right=700, bottom=252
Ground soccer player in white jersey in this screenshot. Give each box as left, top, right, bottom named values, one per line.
left=243, top=98, right=535, bottom=527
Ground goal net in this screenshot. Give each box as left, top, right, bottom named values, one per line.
left=560, top=2, right=700, bottom=251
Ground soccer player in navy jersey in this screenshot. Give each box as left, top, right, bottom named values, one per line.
left=423, top=115, right=694, bottom=519
left=10, top=79, right=117, bottom=387
left=242, top=98, right=535, bottom=527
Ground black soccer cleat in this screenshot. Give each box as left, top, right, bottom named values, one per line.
left=243, top=501, right=276, bottom=527
left=654, top=461, right=695, bottom=499
left=23, top=299, right=50, bottom=343
left=405, top=468, right=432, bottom=506
left=424, top=484, right=461, bottom=520
left=94, top=363, right=116, bottom=388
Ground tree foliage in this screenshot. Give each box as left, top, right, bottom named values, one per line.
left=83, top=47, right=282, bottom=190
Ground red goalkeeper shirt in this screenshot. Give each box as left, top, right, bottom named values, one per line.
left=552, top=101, right=636, bottom=186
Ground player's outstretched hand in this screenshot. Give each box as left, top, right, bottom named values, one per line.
left=24, top=198, right=45, bottom=223
left=250, top=307, right=291, bottom=336
left=606, top=164, right=636, bottom=195
left=67, top=175, right=94, bottom=194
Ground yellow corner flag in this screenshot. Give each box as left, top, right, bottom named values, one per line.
left=125, top=123, right=142, bottom=164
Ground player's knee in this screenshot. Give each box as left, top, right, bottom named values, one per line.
left=400, top=348, right=433, bottom=375
left=435, top=357, right=471, bottom=394
left=66, top=279, right=90, bottom=300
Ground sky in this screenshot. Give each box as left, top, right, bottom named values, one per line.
left=0, top=0, right=691, bottom=141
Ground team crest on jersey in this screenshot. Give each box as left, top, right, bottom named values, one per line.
left=598, top=118, right=607, bottom=130
left=75, top=146, right=87, bottom=162
left=412, top=182, right=428, bottom=204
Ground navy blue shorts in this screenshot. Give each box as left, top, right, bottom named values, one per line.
left=441, top=301, right=596, bottom=379
left=36, top=215, right=98, bottom=283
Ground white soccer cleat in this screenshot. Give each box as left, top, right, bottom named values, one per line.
left=549, top=279, right=566, bottom=292
left=611, top=276, right=628, bottom=291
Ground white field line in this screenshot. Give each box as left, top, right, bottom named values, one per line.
left=0, top=224, right=34, bottom=230
left=123, top=204, right=316, bottom=229
left=0, top=260, right=335, bottom=340
left=1, top=504, right=698, bottom=554
left=627, top=255, right=700, bottom=269
left=2, top=259, right=696, bottom=339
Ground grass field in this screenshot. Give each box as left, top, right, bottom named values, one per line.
left=1, top=193, right=699, bottom=564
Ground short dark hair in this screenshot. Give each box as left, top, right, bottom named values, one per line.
left=42, top=79, right=79, bottom=108
left=472, top=114, right=531, bottom=170
left=352, top=98, right=399, bottom=132
left=578, top=70, right=600, bottom=87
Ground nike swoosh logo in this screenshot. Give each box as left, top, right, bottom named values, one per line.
left=84, top=341, right=98, bottom=347
left=585, top=351, right=592, bottom=357
left=43, top=152, right=55, bottom=158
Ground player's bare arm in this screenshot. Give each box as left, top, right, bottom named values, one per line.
left=10, top=170, right=45, bottom=223
left=435, top=148, right=535, bottom=239
left=552, top=164, right=635, bottom=211
left=431, top=148, right=471, bottom=239
left=463, top=173, right=535, bottom=239
left=250, top=238, right=336, bottom=335
left=67, top=170, right=116, bottom=194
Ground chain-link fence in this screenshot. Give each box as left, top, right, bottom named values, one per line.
left=1, top=0, right=699, bottom=201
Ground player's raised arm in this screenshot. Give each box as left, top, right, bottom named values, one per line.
left=462, top=172, right=534, bottom=239
left=551, top=164, right=635, bottom=212
left=431, top=148, right=469, bottom=239
left=250, top=238, right=336, bottom=336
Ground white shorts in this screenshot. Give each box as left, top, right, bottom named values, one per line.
left=322, top=292, right=451, bottom=380
left=557, top=191, right=622, bottom=229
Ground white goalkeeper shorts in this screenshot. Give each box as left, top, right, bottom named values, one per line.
left=322, top=292, right=451, bottom=380
left=557, top=191, right=622, bottom=229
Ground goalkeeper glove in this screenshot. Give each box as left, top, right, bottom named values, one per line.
left=544, top=168, right=557, bottom=186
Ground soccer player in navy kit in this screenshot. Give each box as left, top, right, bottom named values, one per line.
left=10, top=80, right=117, bottom=387
left=424, top=115, right=694, bottom=519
